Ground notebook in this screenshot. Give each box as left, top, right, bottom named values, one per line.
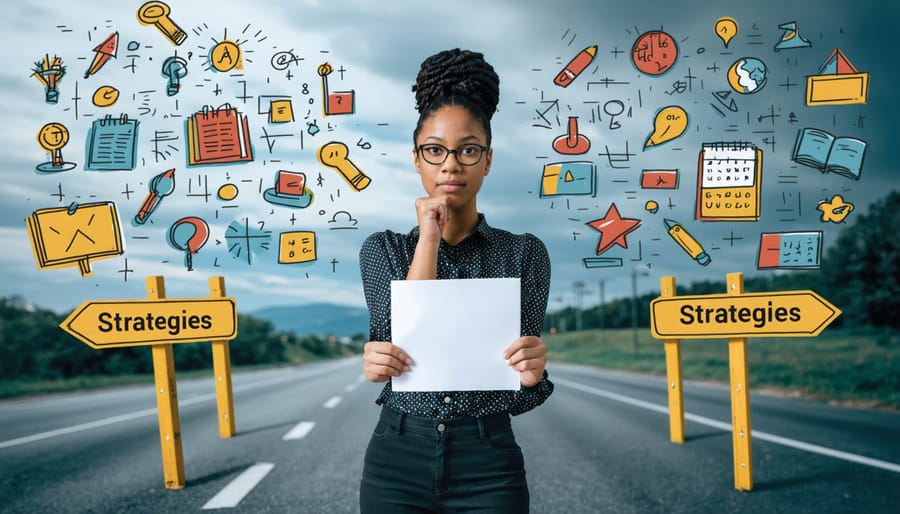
left=85, top=114, right=138, bottom=171
left=186, top=104, right=253, bottom=165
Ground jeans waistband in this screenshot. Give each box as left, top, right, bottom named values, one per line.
left=379, top=406, right=511, bottom=439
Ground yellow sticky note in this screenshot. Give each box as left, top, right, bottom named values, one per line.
left=279, top=231, right=316, bottom=263
left=270, top=99, right=294, bottom=123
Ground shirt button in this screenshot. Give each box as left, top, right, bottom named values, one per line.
left=443, top=396, right=452, bottom=404
left=437, top=423, right=446, bottom=433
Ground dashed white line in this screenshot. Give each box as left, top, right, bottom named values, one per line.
left=202, top=462, right=275, bottom=510
left=554, top=377, right=900, bottom=474
left=0, top=365, right=346, bottom=449
left=282, top=421, right=316, bottom=441
left=323, top=396, right=342, bottom=409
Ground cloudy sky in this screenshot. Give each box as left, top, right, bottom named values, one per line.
left=2, top=0, right=896, bottom=317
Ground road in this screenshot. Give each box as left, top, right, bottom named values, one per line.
left=1, top=358, right=898, bottom=513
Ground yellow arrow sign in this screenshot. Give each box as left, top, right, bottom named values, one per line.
left=650, top=290, right=840, bottom=339
left=60, top=298, right=237, bottom=349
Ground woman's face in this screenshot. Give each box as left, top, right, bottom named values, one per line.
left=413, top=104, right=492, bottom=211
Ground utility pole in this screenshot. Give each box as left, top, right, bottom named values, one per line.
left=573, top=281, right=586, bottom=332
left=597, top=280, right=605, bottom=343
left=631, top=268, right=648, bottom=356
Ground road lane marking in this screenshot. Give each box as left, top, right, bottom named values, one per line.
left=202, top=462, right=274, bottom=510
left=554, top=377, right=900, bottom=474
left=345, top=374, right=367, bottom=392
left=282, top=421, right=316, bottom=440
left=0, top=364, right=346, bottom=449
left=323, top=396, right=342, bottom=409
left=0, top=407, right=159, bottom=449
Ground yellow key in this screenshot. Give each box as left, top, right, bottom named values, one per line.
left=318, top=142, right=371, bottom=192
left=137, top=1, right=187, bottom=46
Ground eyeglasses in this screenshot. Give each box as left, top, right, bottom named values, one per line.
left=416, top=143, right=488, bottom=166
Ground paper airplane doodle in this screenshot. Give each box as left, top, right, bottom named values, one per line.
left=84, top=32, right=118, bottom=79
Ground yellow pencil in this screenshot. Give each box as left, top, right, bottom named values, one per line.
left=664, top=218, right=711, bottom=266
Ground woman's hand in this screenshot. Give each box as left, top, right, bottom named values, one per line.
left=413, top=196, right=449, bottom=244
left=363, top=342, right=414, bottom=383
left=503, top=336, right=547, bottom=388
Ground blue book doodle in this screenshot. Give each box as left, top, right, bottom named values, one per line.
left=791, top=127, right=865, bottom=180
left=86, top=114, right=139, bottom=171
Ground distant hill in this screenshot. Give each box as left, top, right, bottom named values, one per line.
left=251, top=303, right=369, bottom=338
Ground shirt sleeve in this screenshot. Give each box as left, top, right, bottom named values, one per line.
left=510, top=233, right=553, bottom=415
left=359, top=232, right=394, bottom=342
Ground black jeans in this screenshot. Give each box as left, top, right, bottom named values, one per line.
left=359, top=406, right=529, bottom=513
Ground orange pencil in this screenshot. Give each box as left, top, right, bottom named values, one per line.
left=554, top=45, right=597, bottom=87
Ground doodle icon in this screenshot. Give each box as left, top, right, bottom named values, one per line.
left=135, top=168, right=176, bottom=225
left=31, top=54, right=65, bottom=104
left=137, top=1, right=187, bottom=46
left=318, top=141, right=371, bottom=191
left=161, top=55, right=188, bottom=96
left=585, top=203, right=641, bottom=255
left=714, top=17, right=738, bottom=48
left=553, top=45, right=597, bottom=87
left=644, top=106, right=688, bottom=149
left=84, top=32, right=118, bottom=79
left=727, top=58, right=768, bottom=94
left=92, top=85, right=120, bottom=107
left=263, top=170, right=314, bottom=208
left=631, top=30, right=678, bottom=76
left=210, top=39, right=242, bottom=72
left=168, top=216, right=209, bottom=271
left=806, top=48, right=869, bottom=106
left=540, top=162, right=596, bottom=197
left=36, top=122, right=76, bottom=172
left=774, top=21, right=812, bottom=52
left=552, top=117, right=591, bottom=154
left=26, top=201, right=123, bottom=277
left=318, top=63, right=355, bottom=115
left=279, top=231, right=317, bottom=264
left=816, top=194, right=854, bottom=223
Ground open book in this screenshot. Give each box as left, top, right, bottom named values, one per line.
left=791, top=127, right=866, bottom=180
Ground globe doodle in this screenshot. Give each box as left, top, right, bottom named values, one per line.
left=727, top=57, right=767, bottom=94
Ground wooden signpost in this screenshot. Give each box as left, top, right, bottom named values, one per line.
left=60, top=276, right=238, bottom=489
left=649, top=272, right=841, bottom=491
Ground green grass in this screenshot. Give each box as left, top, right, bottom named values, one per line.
left=545, top=327, right=900, bottom=410
left=0, top=362, right=301, bottom=400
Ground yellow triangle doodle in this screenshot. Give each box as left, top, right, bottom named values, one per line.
left=564, top=170, right=575, bottom=182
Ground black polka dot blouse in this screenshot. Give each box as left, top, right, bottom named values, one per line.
left=359, top=213, right=554, bottom=419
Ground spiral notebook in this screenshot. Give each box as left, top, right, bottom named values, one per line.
left=186, top=104, right=253, bottom=165
left=695, top=142, right=762, bottom=221
left=85, top=114, right=139, bottom=171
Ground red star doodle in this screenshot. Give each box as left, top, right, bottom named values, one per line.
left=586, top=203, right=641, bottom=255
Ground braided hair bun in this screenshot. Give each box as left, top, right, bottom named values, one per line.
left=412, top=49, right=499, bottom=145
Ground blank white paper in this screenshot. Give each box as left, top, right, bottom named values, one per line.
left=390, top=277, right=521, bottom=392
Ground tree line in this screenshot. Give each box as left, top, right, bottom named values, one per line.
left=0, top=298, right=362, bottom=382
left=548, top=191, right=900, bottom=333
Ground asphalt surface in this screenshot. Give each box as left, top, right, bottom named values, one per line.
left=1, top=358, right=898, bottom=513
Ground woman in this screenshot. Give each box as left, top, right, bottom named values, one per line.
left=359, top=48, right=553, bottom=513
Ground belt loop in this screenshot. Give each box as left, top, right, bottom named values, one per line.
left=477, top=416, right=486, bottom=440
left=396, top=411, right=405, bottom=435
